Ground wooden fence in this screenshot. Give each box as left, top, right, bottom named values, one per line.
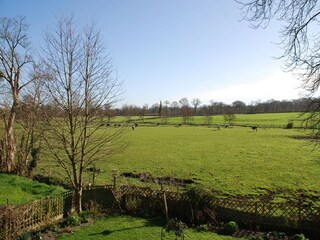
left=84, top=184, right=320, bottom=234
left=1, top=184, right=320, bottom=239
left=0, top=191, right=73, bottom=240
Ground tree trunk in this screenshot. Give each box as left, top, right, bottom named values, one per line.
left=5, top=108, right=16, bottom=172
left=74, top=186, right=83, bottom=213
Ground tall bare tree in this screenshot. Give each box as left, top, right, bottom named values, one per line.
left=237, top=0, right=320, bottom=142
left=15, top=81, right=43, bottom=176
left=0, top=16, right=35, bottom=172
left=191, top=98, right=201, bottom=115
left=179, top=97, right=193, bottom=124
left=41, top=16, right=123, bottom=212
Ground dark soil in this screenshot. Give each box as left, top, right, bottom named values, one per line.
left=121, top=172, right=197, bottom=186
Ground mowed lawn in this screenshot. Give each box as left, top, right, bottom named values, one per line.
left=58, top=215, right=242, bottom=240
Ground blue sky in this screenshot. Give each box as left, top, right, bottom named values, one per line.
left=0, top=0, right=303, bottom=106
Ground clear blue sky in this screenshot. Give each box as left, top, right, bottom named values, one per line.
left=0, top=0, right=303, bottom=107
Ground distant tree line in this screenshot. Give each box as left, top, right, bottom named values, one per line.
left=113, top=97, right=313, bottom=118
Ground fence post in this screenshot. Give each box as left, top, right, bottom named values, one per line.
left=255, top=202, right=259, bottom=230
left=112, top=169, right=118, bottom=191
left=160, top=183, right=169, bottom=222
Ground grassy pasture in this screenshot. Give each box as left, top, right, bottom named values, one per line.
left=142, top=112, right=302, bottom=128
left=101, top=125, right=319, bottom=196
left=57, top=215, right=242, bottom=240
left=37, top=114, right=319, bottom=198
left=0, top=173, right=66, bottom=205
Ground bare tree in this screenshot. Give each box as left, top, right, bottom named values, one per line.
left=237, top=0, right=320, bottom=141
left=0, top=16, right=36, bottom=172
left=191, top=98, right=201, bottom=115
left=179, top=98, right=193, bottom=124
left=41, top=16, right=123, bottom=213
left=14, top=81, right=43, bottom=176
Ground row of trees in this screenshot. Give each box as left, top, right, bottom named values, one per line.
left=117, top=98, right=312, bottom=118
left=0, top=16, right=123, bottom=212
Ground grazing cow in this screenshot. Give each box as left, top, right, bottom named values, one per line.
left=134, top=123, right=138, bottom=127
left=251, top=126, right=258, bottom=132
left=132, top=125, right=135, bottom=130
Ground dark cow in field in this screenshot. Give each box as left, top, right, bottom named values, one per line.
left=251, top=125, right=258, bottom=132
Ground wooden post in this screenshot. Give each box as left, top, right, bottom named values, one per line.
left=112, top=169, right=118, bottom=191
left=113, top=175, right=117, bottom=190
left=161, top=183, right=169, bottom=222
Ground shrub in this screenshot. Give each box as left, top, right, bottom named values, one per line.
left=125, top=197, right=142, bottom=214
left=286, top=121, right=294, bottom=129
left=83, top=200, right=101, bottom=218
left=18, top=232, right=31, bottom=240
left=185, top=185, right=213, bottom=206
left=79, top=211, right=90, bottom=223
left=163, top=218, right=187, bottom=240
left=292, top=234, right=306, bottom=240
left=248, top=237, right=263, bottom=240
left=44, top=223, right=59, bottom=232
left=66, top=214, right=81, bottom=226
left=222, top=221, right=239, bottom=235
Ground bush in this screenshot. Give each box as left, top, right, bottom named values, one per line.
left=18, top=232, right=31, bottom=240
left=286, top=121, right=294, bottom=129
left=83, top=200, right=101, bottom=218
left=222, top=221, right=239, bottom=235
left=66, top=214, right=81, bottom=226
left=248, top=237, right=263, bottom=240
left=292, top=234, right=306, bottom=240
left=79, top=211, right=90, bottom=223
left=163, top=218, right=187, bottom=240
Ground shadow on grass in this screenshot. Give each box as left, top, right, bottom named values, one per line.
left=88, top=217, right=165, bottom=236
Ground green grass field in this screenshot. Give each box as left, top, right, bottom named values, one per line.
left=0, top=113, right=318, bottom=239
left=141, top=112, right=302, bottom=128
left=36, top=112, right=319, bottom=199
left=57, top=215, right=242, bottom=240
left=0, top=173, right=66, bottom=205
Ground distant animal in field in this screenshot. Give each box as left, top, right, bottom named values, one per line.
left=132, top=125, right=135, bottom=130
left=134, top=123, right=138, bottom=127
left=251, top=126, right=258, bottom=132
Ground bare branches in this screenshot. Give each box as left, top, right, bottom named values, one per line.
left=237, top=0, right=320, bottom=142
left=41, top=15, right=123, bottom=212
left=0, top=16, right=36, bottom=172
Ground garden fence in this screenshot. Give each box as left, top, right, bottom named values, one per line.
left=1, top=183, right=320, bottom=239
left=0, top=191, right=73, bottom=239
